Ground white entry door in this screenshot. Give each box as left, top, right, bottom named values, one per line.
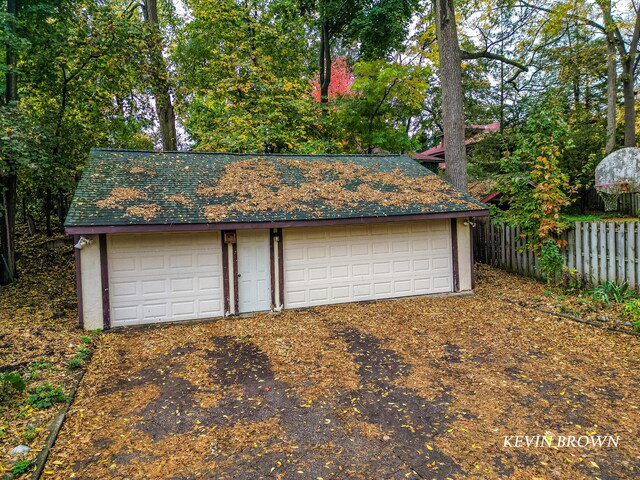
left=237, top=229, right=271, bottom=313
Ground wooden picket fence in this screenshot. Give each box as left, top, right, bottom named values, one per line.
left=474, top=218, right=640, bottom=288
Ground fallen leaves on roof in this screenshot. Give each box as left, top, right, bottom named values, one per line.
left=95, top=187, right=147, bottom=210
left=197, top=158, right=478, bottom=221
left=165, top=194, right=193, bottom=207
left=124, top=204, right=161, bottom=221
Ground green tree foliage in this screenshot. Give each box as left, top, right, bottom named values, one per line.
left=336, top=60, right=428, bottom=153
left=494, top=101, right=574, bottom=252
left=1, top=0, right=155, bottom=236
left=175, top=0, right=323, bottom=153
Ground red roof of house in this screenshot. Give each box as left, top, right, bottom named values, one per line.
left=413, top=122, right=500, bottom=163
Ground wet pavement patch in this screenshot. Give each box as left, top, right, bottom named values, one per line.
left=337, top=327, right=461, bottom=479
left=68, top=331, right=463, bottom=479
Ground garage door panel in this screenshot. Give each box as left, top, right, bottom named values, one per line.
left=374, top=282, right=392, bottom=295
left=198, top=275, right=220, bottom=291
left=284, top=221, right=452, bottom=308
left=111, top=280, right=138, bottom=297
left=329, top=265, right=347, bottom=278
left=109, top=232, right=223, bottom=327
left=309, top=287, right=329, bottom=302
left=351, top=244, right=369, bottom=256
left=415, top=278, right=432, bottom=291
left=331, top=285, right=350, bottom=300
left=353, top=284, right=372, bottom=298
left=433, top=276, right=451, bottom=290
left=413, top=259, right=430, bottom=272
left=433, top=257, right=450, bottom=270
left=329, top=245, right=349, bottom=257
left=372, top=242, right=390, bottom=254
left=111, top=257, right=138, bottom=273
left=308, top=266, right=328, bottom=281
left=113, top=305, right=139, bottom=323
left=393, top=260, right=410, bottom=273
left=394, top=279, right=411, bottom=294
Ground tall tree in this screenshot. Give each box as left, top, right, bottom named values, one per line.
left=1, top=0, right=18, bottom=284
left=142, top=0, right=177, bottom=151
left=314, top=0, right=418, bottom=103
left=433, top=0, right=466, bottom=191
left=601, top=0, right=617, bottom=153
left=519, top=0, right=640, bottom=147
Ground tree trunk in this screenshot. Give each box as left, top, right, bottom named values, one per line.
left=622, top=8, right=640, bottom=147
left=0, top=174, right=16, bottom=284
left=622, top=60, right=636, bottom=147
left=45, top=189, right=53, bottom=237
left=57, top=190, right=66, bottom=230
left=606, top=34, right=616, bottom=153
left=319, top=22, right=331, bottom=104
left=434, top=0, right=467, bottom=191
left=1, top=0, right=18, bottom=285
left=143, top=0, right=177, bottom=151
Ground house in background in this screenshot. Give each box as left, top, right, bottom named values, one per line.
left=467, top=179, right=506, bottom=207
left=413, top=121, right=501, bottom=172
left=65, top=149, right=488, bottom=330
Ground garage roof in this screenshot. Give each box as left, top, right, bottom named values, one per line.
left=65, top=149, right=488, bottom=230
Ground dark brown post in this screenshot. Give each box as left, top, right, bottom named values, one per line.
left=231, top=231, right=239, bottom=315
left=470, top=218, right=475, bottom=289
left=221, top=233, right=230, bottom=314
left=277, top=228, right=284, bottom=307
left=450, top=219, right=459, bottom=292
left=269, top=229, right=276, bottom=308
left=73, top=235, right=84, bottom=329
left=99, top=234, right=111, bottom=330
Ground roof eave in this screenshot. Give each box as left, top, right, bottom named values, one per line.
left=65, top=209, right=490, bottom=235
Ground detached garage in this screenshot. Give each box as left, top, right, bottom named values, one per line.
left=65, top=149, right=488, bottom=330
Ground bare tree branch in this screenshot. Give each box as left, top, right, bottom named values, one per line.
left=460, top=49, right=528, bottom=71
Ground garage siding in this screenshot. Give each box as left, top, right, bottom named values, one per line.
left=283, top=221, right=452, bottom=308
left=108, top=232, right=224, bottom=327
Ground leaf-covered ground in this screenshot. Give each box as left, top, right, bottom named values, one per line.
left=41, top=265, right=640, bottom=479
left=0, top=231, right=92, bottom=478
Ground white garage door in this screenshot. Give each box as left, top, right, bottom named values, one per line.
left=108, top=232, right=224, bottom=327
left=283, top=221, right=452, bottom=308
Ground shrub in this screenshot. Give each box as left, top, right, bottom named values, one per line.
left=26, top=383, right=66, bottom=409
left=623, top=299, right=640, bottom=331
left=68, top=358, right=83, bottom=370
left=589, top=281, right=634, bottom=305
left=0, top=372, right=26, bottom=403
left=12, top=459, right=34, bottom=474
left=75, top=346, right=90, bottom=360
left=538, top=239, right=564, bottom=282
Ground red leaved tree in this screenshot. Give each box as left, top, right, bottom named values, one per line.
left=312, top=57, right=354, bottom=102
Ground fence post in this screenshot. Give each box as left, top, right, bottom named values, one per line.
left=582, top=223, right=590, bottom=284
left=627, top=222, right=636, bottom=289
left=590, top=222, right=598, bottom=285
left=608, top=223, right=616, bottom=282
left=575, top=223, right=583, bottom=282
left=616, top=223, right=625, bottom=284
left=567, top=227, right=575, bottom=270
left=599, top=223, right=607, bottom=283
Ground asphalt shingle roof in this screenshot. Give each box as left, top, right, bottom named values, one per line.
left=65, top=149, right=487, bottom=227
